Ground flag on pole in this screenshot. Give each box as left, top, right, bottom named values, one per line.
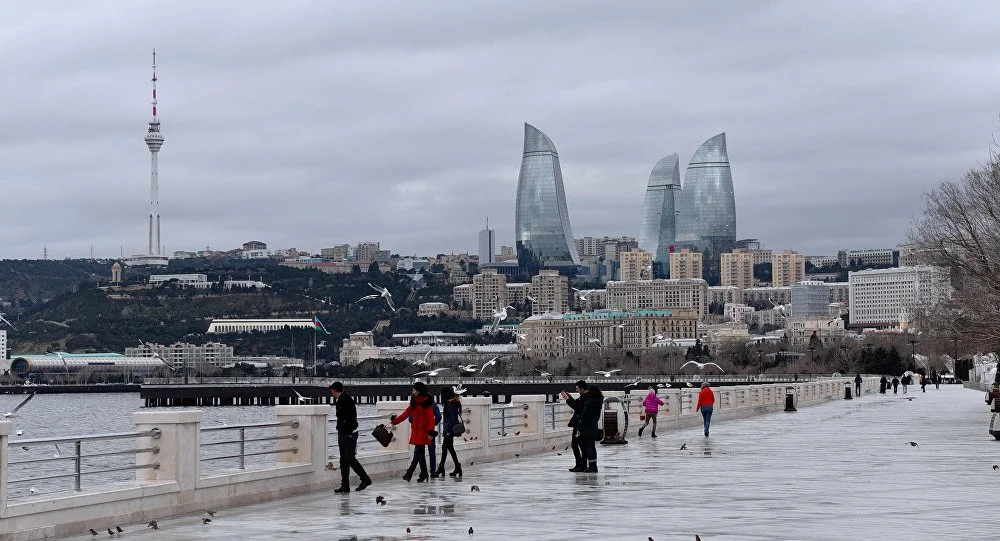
left=314, top=315, right=330, bottom=334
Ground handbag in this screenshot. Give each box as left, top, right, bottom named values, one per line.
left=372, top=424, right=393, bottom=447
left=452, top=414, right=466, bottom=437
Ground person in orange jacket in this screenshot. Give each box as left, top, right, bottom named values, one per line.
left=390, top=381, right=437, bottom=483
left=695, top=381, right=715, bottom=437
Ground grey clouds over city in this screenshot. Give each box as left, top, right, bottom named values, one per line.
left=1, top=1, right=998, bottom=260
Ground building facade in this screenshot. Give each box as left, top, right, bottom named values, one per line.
left=320, top=244, right=351, bottom=261
left=478, top=226, right=496, bottom=265
left=514, top=123, right=581, bottom=273
left=620, top=249, right=654, bottom=281
left=838, top=248, right=896, bottom=268
left=149, top=274, right=210, bottom=288
left=530, top=270, right=569, bottom=314
left=743, top=286, right=792, bottom=306
left=206, top=318, right=313, bottom=334
left=771, top=250, right=806, bottom=287
left=339, top=332, right=381, bottom=366
left=126, top=341, right=235, bottom=371
left=605, top=279, right=708, bottom=320
left=724, top=302, right=755, bottom=323
left=452, top=283, right=472, bottom=307
left=669, top=248, right=703, bottom=280
left=720, top=249, right=757, bottom=290
left=417, top=302, right=450, bottom=317
left=471, top=269, right=508, bottom=320
left=637, top=154, right=680, bottom=266
left=791, top=280, right=830, bottom=317
left=517, top=308, right=698, bottom=358
left=709, top=285, right=744, bottom=306
left=848, top=266, right=952, bottom=328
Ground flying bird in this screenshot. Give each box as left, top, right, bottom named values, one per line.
left=355, top=294, right=380, bottom=304
left=413, top=368, right=450, bottom=377
left=554, top=335, right=565, bottom=341
left=906, top=441, right=919, bottom=448
left=367, top=283, right=396, bottom=311
left=571, top=288, right=591, bottom=301
left=594, top=369, right=621, bottom=378
left=626, top=379, right=643, bottom=387
left=480, top=357, right=500, bottom=373
left=681, top=360, right=725, bottom=372
left=585, top=334, right=602, bottom=347
left=525, top=295, right=537, bottom=303
left=535, top=369, right=553, bottom=378
left=679, top=443, right=687, bottom=450
left=292, top=389, right=314, bottom=404
left=453, top=385, right=468, bottom=396
left=488, top=304, right=515, bottom=332
left=458, top=364, right=478, bottom=374
left=5, top=393, right=35, bottom=418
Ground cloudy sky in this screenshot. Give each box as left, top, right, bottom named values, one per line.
left=2, top=1, right=998, bottom=260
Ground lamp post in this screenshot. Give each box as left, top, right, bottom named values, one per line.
left=838, top=345, right=848, bottom=372
left=908, top=339, right=919, bottom=370
left=808, top=346, right=816, bottom=364
left=757, top=348, right=764, bottom=376
left=948, top=336, right=959, bottom=365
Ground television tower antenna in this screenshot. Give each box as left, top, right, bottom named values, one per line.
left=145, top=49, right=165, bottom=256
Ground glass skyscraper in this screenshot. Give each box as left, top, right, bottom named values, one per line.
left=638, top=154, right=681, bottom=271
left=675, top=132, right=736, bottom=285
left=515, top=123, right=581, bottom=275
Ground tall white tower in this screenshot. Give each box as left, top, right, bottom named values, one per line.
left=144, top=50, right=164, bottom=256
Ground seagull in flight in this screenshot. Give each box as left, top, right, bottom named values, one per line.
left=356, top=293, right=380, bottom=304
left=681, top=360, right=725, bottom=372
left=452, top=384, right=468, bottom=395
left=414, top=367, right=450, bottom=377
left=292, top=389, right=314, bottom=404
left=535, top=369, right=553, bottom=378
left=594, top=369, right=621, bottom=378
left=571, top=288, right=591, bottom=301
left=555, top=335, right=565, bottom=341
left=626, top=378, right=643, bottom=387
left=515, top=333, right=528, bottom=341
left=489, top=304, right=515, bottom=332
left=5, top=393, right=35, bottom=418
left=367, top=283, right=396, bottom=311
left=585, top=334, right=602, bottom=347
left=525, top=295, right=537, bottom=303
left=458, top=364, right=478, bottom=374
left=480, top=356, right=500, bottom=373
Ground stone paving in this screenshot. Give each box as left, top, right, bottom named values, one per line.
left=63, top=385, right=997, bottom=540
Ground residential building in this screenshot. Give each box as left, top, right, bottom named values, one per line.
left=791, top=280, right=830, bottom=318
left=498, top=245, right=516, bottom=260
left=805, top=255, right=838, bottom=268
left=126, top=341, right=235, bottom=370
left=280, top=260, right=393, bottom=274
left=720, top=250, right=756, bottom=290
left=785, top=317, right=846, bottom=347
left=320, top=244, right=351, bottom=261
left=448, top=264, right=470, bottom=285
left=724, top=303, right=755, bottom=323
left=675, top=133, right=737, bottom=285
left=605, top=278, right=708, bottom=320
left=471, top=268, right=508, bottom=320
left=709, top=285, right=744, bottom=306
left=848, top=266, right=952, bottom=328
left=637, top=154, right=680, bottom=266
left=771, top=250, right=806, bottom=287
left=207, top=318, right=314, bottom=334
left=506, top=282, right=531, bottom=306
left=620, top=249, right=654, bottom=281
left=699, top=322, right=751, bottom=352
left=517, top=308, right=699, bottom=358
left=743, top=286, right=792, bottom=306
left=669, top=248, right=703, bottom=280
left=838, top=248, right=896, bottom=268
left=529, top=270, right=570, bottom=314
left=575, top=236, right=639, bottom=261
left=825, top=282, right=850, bottom=304
left=356, top=242, right=380, bottom=262
left=452, top=283, right=472, bottom=307
left=514, top=123, right=581, bottom=274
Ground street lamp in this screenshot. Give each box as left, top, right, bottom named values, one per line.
left=948, top=336, right=960, bottom=365
left=838, top=345, right=848, bottom=372
left=807, top=346, right=816, bottom=364
left=757, top=348, right=764, bottom=376
left=908, top=339, right=919, bottom=369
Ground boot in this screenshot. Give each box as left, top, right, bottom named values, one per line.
left=449, top=464, right=463, bottom=478
left=651, top=430, right=657, bottom=438
left=584, top=460, right=598, bottom=473
left=334, top=484, right=350, bottom=493
left=637, top=426, right=644, bottom=437
left=416, top=471, right=429, bottom=483
left=569, top=459, right=586, bottom=472
left=434, top=464, right=446, bottom=478
left=402, top=465, right=416, bottom=482
left=355, top=479, right=371, bottom=492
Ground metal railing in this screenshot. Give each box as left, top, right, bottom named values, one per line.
left=7, top=429, right=161, bottom=495
left=544, top=403, right=573, bottom=431
left=142, top=373, right=838, bottom=386
left=489, top=403, right=528, bottom=438
left=327, top=413, right=385, bottom=459
left=200, top=420, right=298, bottom=471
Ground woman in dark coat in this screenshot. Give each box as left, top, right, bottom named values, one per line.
left=390, top=381, right=437, bottom=482
left=879, top=376, right=888, bottom=394
left=435, top=386, right=463, bottom=478
left=577, top=385, right=604, bottom=473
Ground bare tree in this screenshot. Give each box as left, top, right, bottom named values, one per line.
left=909, top=140, right=1000, bottom=350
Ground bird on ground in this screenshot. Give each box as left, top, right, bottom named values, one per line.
left=594, top=369, right=622, bottom=378
left=147, top=521, right=158, bottom=530
left=206, top=511, right=216, bottom=517
left=906, top=441, right=919, bottom=448
left=469, top=526, right=475, bottom=535
left=29, top=487, right=36, bottom=494
left=470, top=485, right=480, bottom=492
left=376, top=495, right=386, bottom=505
left=902, top=396, right=915, bottom=401
left=584, top=334, right=602, bottom=347
left=993, top=465, right=998, bottom=470
left=15, top=429, right=23, bottom=436
left=679, top=443, right=687, bottom=450
left=202, top=518, right=212, bottom=525
left=413, top=368, right=450, bottom=377
left=480, top=356, right=500, bottom=373
left=292, top=389, right=314, bottom=404
left=5, top=393, right=35, bottom=418
left=367, top=283, right=396, bottom=311
left=107, top=529, right=114, bottom=536
left=89, top=529, right=98, bottom=536
left=115, top=526, right=123, bottom=533
left=681, top=360, right=724, bottom=372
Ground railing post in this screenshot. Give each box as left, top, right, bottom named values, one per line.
left=0, top=420, right=11, bottom=513
left=132, top=410, right=203, bottom=491
left=459, top=397, right=492, bottom=451
left=275, top=405, right=329, bottom=472
left=511, top=395, right=545, bottom=442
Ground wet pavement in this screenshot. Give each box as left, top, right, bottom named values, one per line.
left=63, top=385, right=995, bottom=540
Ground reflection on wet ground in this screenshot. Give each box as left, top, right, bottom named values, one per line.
left=56, top=386, right=995, bottom=540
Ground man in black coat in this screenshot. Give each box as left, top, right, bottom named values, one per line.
left=331, top=382, right=372, bottom=493
left=560, top=380, right=589, bottom=472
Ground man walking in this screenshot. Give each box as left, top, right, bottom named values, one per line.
left=561, top=380, right=588, bottom=472
left=854, top=374, right=862, bottom=397
left=331, top=382, right=372, bottom=493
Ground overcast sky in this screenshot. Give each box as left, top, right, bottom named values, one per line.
left=1, top=1, right=998, bottom=260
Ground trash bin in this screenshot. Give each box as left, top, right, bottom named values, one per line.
left=784, top=386, right=797, bottom=412
left=844, top=382, right=853, bottom=400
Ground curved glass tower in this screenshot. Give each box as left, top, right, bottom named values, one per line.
left=638, top=154, right=680, bottom=268
left=676, top=133, right=736, bottom=284
left=515, top=123, right=581, bottom=275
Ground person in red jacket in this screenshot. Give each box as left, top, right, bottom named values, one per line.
left=695, top=382, right=715, bottom=437
left=390, top=381, right=437, bottom=483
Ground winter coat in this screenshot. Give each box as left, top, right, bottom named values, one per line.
left=334, top=392, right=359, bottom=434
left=577, top=393, right=604, bottom=439
left=696, top=387, right=715, bottom=410
left=391, top=395, right=437, bottom=446
left=566, top=395, right=582, bottom=428
left=642, top=391, right=664, bottom=413
left=442, top=399, right=462, bottom=435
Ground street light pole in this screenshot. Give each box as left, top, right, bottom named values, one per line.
left=908, top=339, right=919, bottom=370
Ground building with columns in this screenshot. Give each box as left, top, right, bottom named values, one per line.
left=605, top=278, right=708, bottom=320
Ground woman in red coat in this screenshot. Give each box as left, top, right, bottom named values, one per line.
left=390, top=381, right=437, bottom=482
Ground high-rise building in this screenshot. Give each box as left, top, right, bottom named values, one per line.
left=720, top=250, right=756, bottom=290
left=530, top=269, right=569, bottom=314
left=638, top=154, right=680, bottom=266
left=471, top=268, right=508, bottom=321
left=619, top=249, right=653, bottom=281
left=848, top=266, right=952, bottom=328
left=791, top=280, right=830, bottom=318
left=514, top=123, right=581, bottom=274
left=669, top=248, right=703, bottom=280
left=478, top=220, right=495, bottom=265
left=771, top=250, right=806, bottom=287
left=675, top=133, right=737, bottom=285
left=356, top=242, right=380, bottom=262
left=145, top=51, right=164, bottom=258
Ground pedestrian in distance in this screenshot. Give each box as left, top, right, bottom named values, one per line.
left=577, top=384, right=604, bottom=472
left=390, top=381, right=437, bottom=483
left=920, top=373, right=928, bottom=393
left=854, top=373, right=862, bottom=397
left=891, top=376, right=899, bottom=394
left=696, top=382, right=715, bottom=437
left=434, top=386, right=463, bottom=478
left=637, top=386, right=664, bottom=438
left=932, top=370, right=941, bottom=390
left=561, top=381, right=588, bottom=472
left=879, top=375, right=888, bottom=394
left=428, top=399, right=442, bottom=477
left=901, top=373, right=910, bottom=394
left=330, top=382, right=372, bottom=493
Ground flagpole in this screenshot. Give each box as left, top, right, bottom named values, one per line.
left=312, top=315, right=317, bottom=377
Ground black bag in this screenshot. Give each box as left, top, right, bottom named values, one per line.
left=452, top=415, right=466, bottom=437
left=372, top=424, right=393, bottom=447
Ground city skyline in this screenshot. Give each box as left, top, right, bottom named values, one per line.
left=1, top=2, right=999, bottom=260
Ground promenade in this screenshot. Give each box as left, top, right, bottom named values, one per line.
left=72, top=385, right=994, bottom=540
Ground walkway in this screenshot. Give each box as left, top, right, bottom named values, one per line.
left=69, top=386, right=994, bottom=540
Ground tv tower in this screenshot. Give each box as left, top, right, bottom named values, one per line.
left=144, top=50, right=164, bottom=256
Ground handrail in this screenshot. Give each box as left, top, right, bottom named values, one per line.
left=199, top=419, right=299, bottom=471
left=201, top=420, right=298, bottom=432
left=9, top=428, right=161, bottom=446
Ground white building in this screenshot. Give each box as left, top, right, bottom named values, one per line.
left=605, top=278, right=708, bottom=320
left=149, top=274, right=211, bottom=288
left=791, top=281, right=830, bottom=318
left=206, top=318, right=314, bottom=333
left=838, top=248, right=896, bottom=268
left=0, top=330, right=8, bottom=373
left=417, top=302, right=450, bottom=317
left=478, top=226, right=495, bottom=265
left=724, top=303, right=755, bottom=323
left=848, top=266, right=952, bottom=328
left=125, top=341, right=235, bottom=370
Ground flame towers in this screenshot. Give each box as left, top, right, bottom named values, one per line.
left=675, top=132, right=736, bottom=284
left=145, top=51, right=164, bottom=257
left=514, top=123, right=581, bottom=275
left=638, top=154, right=681, bottom=269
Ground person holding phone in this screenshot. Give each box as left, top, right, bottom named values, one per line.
left=560, top=380, right=588, bottom=472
